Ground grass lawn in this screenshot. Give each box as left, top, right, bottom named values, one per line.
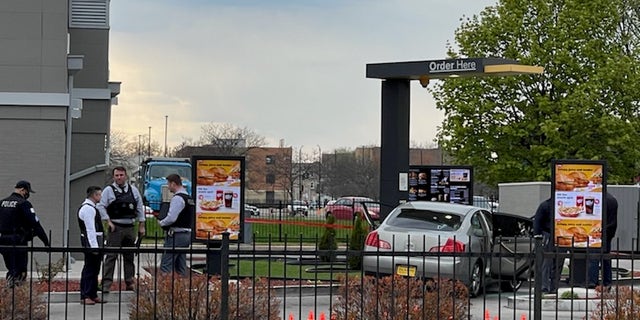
left=228, top=258, right=359, bottom=281
left=250, top=218, right=354, bottom=243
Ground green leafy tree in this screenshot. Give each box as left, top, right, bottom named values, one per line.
left=318, top=214, right=338, bottom=262
left=432, top=0, right=640, bottom=186
left=347, top=213, right=369, bottom=270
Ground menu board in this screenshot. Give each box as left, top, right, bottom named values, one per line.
left=192, top=156, right=245, bottom=242
left=552, top=161, right=605, bottom=248
left=408, top=165, right=473, bottom=205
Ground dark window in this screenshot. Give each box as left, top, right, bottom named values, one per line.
left=266, top=174, right=275, bottom=184
left=266, top=191, right=275, bottom=204
left=266, top=155, right=275, bottom=165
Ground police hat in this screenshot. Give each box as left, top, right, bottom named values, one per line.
left=15, top=180, right=35, bottom=193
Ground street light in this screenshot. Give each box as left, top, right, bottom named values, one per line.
left=148, top=126, right=152, bottom=157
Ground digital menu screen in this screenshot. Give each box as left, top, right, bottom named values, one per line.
left=552, top=160, right=605, bottom=248
left=191, top=156, right=245, bottom=243
left=408, top=165, right=473, bottom=204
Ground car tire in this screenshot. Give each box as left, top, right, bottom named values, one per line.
left=325, top=212, right=332, bottom=219
left=500, top=279, right=523, bottom=292
left=469, top=261, right=483, bottom=298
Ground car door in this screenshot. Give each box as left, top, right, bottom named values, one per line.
left=489, top=212, right=533, bottom=280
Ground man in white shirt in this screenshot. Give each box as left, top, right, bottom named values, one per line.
left=78, top=186, right=106, bottom=305
left=159, top=174, right=194, bottom=275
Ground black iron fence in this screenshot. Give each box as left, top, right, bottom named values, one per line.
left=0, top=234, right=638, bottom=319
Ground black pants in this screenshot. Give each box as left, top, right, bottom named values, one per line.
left=0, top=234, right=27, bottom=281
left=81, top=250, right=103, bottom=299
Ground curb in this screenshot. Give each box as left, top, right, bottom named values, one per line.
left=45, top=291, right=137, bottom=304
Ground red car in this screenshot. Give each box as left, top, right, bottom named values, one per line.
left=325, top=196, right=380, bottom=220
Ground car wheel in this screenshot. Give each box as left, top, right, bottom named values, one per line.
left=469, top=261, right=483, bottom=298
left=500, top=279, right=523, bottom=292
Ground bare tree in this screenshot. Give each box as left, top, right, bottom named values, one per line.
left=322, top=148, right=379, bottom=199
left=109, top=130, right=163, bottom=172
left=198, top=123, right=266, bottom=156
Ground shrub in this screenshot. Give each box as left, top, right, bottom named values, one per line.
left=332, top=275, right=469, bottom=320
left=131, top=273, right=281, bottom=320
left=347, top=212, right=369, bottom=269
left=590, top=286, right=640, bottom=319
left=318, top=214, right=338, bottom=262
left=0, top=280, right=47, bottom=320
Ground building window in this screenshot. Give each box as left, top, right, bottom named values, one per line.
left=266, top=155, right=275, bottom=165
left=266, top=174, right=275, bottom=184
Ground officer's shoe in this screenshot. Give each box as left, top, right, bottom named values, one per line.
left=80, top=298, right=96, bottom=305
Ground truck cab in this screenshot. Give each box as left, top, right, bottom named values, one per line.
left=137, top=157, right=192, bottom=214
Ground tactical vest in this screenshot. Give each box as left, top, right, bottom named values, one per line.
left=168, top=193, right=194, bottom=229
left=78, top=203, right=104, bottom=248
left=106, top=185, right=137, bottom=219
left=0, top=193, right=27, bottom=235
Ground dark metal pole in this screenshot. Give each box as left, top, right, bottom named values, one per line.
left=317, top=145, right=321, bottom=207
left=533, top=235, right=543, bottom=320
left=379, top=79, right=410, bottom=219
left=148, top=126, right=151, bottom=157
left=220, top=232, right=230, bottom=320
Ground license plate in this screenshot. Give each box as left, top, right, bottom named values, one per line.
left=396, top=265, right=416, bottom=277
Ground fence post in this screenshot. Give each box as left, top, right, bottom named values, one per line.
left=278, top=200, right=283, bottom=242
left=533, top=234, right=543, bottom=320
left=220, top=232, right=230, bottom=320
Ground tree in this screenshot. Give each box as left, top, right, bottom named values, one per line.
left=109, top=130, right=163, bottom=172
left=197, top=123, right=266, bottom=156
left=432, top=0, right=640, bottom=186
left=322, top=148, right=379, bottom=199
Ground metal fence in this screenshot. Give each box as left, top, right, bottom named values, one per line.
left=0, top=234, right=638, bottom=320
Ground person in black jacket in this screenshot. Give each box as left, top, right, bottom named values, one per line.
left=158, top=174, right=194, bottom=275
left=0, top=180, right=49, bottom=287
left=533, top=198, right=563, bottom=293
left=588, top=192, right=618, bottom=289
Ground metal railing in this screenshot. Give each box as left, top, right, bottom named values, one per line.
left=0, top=235, right=636, bottom=319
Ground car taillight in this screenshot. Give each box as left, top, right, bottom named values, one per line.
left=429, top=238, right=465, bottom=253
left=364, top=231, right=391, bottom=249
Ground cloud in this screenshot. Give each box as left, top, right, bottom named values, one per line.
left=109, top=0, right=496, bottom=151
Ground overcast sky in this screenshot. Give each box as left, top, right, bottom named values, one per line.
left=109, top=0, right=496, bottom=153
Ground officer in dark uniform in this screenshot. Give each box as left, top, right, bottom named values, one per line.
left=0, top=180, right=49, bottom=287
left=158, top=174, right=194, bottom=275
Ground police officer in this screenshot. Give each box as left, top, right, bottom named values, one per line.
left=0, top=180, right=49, bottom=287
left=97, top=167, right=145, bottom=292
left=159, top=174, right=194, bottom=275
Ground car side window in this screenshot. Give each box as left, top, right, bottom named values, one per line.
left=480, top=210, right=493, bottom=232
left=470, top=213, right=483, bottom=231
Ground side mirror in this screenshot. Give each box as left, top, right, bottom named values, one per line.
left=473, top=228, right=485, bottom=237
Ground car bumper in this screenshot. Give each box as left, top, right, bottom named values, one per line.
left=362, top=255, right=472, bottom=283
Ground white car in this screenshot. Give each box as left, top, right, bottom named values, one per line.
left=244, top=204, right=260, bottom=216
left=287, top=200, right=309, bottom=216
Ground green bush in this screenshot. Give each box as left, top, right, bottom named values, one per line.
left=347, top=212, right=369, bottom=269
left=318, top=214, right=338, bottom=262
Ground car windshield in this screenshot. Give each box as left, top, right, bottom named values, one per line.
left=149, top=165, right=192, bottom=180
left=386, top=208, right=463, bottom=231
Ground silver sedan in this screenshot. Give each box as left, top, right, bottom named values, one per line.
left=362, top=201, right=532, bottom=297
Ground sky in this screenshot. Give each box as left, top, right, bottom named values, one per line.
left=108, top=0, right=496, bottom=153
